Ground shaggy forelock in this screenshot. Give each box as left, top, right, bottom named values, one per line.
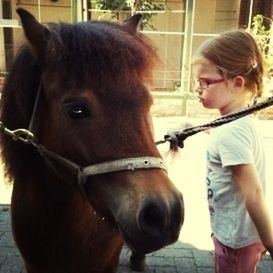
left=43, top=21, right=157, bottom=97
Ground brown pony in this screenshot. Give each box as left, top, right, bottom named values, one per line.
left=0, top=8, right=184, bottom=273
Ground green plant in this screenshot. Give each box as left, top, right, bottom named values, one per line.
left=251, top=14, right=273, bottom=77
left=95, top=0, right=166, bottom=29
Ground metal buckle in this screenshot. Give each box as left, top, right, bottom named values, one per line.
left=0, top=122, right=34, bottom=143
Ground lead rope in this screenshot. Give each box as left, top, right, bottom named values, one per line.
left=1, top=96, right=273, bottom=152
left=155, top=96, right=273, bottom=150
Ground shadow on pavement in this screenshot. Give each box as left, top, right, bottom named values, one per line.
left=118, top=242, right=214, bottom=273
left=0, top=204, right=272, bottom=273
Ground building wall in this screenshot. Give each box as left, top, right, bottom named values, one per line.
left=2, top=0, right=273, bottom=118
left=1, top=0, right=270, bottom=96
left=1, top=0, right=244, bottom=78
left=96, top=0, right=242, bottom=92
left=12, top=0, right=71, bottom=22
left=146, top=0, right=184, bottom=91
left=192, top=0, right=240, bottom=64
left=138, top=0, right=241, bottom=91
left=0, top=0, right=245, bottom=95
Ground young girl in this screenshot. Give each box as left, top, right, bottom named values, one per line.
left=191, top=30, right=273, bottom=273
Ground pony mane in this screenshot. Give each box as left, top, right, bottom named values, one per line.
left=0, top=19, right=159, bottom=182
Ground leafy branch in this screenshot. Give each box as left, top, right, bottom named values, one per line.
left=94, top=0, right=166, bottom=29
left=251, top=14, right=273, bottom=76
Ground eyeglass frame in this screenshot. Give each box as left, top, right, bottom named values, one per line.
left=193, top=77, right=226, bottom=90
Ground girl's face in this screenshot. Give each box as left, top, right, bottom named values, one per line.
left=192, top=58, right=246, bottom=115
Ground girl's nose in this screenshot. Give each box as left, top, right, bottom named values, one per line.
left=195, top=86, right=202, bottom=94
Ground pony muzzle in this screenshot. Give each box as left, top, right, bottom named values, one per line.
left=131, top=194, right=184, bottom=253
left=137, top=198, right=169, bottom=237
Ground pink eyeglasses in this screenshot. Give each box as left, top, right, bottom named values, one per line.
left=193, top=77, right=225, bottom=90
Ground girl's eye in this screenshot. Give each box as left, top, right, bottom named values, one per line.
left=64, top=102, right=90, bottom=120
left=199, top=78, right=209, bottom=88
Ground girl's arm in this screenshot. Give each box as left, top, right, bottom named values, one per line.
left=232, top=164, right=273, bottom=259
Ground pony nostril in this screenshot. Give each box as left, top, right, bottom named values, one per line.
left=137, top=201, right=168, bottom=237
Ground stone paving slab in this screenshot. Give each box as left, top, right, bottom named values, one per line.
left=0, top=205, right=272, bottom=273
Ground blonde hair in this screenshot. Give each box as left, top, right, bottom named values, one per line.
left=193, top=30, right=264, bottom=98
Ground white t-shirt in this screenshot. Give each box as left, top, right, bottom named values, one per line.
left=206, top=116, right=266, bottom=248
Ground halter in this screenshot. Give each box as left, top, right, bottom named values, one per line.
left=0, top=82, right=167, bottom=188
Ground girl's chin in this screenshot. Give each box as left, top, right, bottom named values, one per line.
left=198, top=98, right=206, bottom=105
left=199, top=100, right=215, bottom=110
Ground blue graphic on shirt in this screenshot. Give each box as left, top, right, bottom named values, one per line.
left=206, top=150, right=214, bottom=216
left=206, top=150, right=210, bottom=160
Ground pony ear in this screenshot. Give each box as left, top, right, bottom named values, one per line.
left=123, top=14, right=142, bottom=34
left=16, top=8, right=49, bottom=61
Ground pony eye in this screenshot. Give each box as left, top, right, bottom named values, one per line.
left=64, top=102, right=90, bottom=120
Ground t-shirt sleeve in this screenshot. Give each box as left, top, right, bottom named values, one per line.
left=217, top=126, right=254, bottom=167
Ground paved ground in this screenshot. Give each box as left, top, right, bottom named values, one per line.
left=0, top=117, right=273, bottom=272
left=0, top=206, right=272, bottom=273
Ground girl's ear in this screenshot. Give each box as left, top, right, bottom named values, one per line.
left=233, top=76, right=245, bottom=90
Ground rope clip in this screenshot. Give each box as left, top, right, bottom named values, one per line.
left=164, top=132, right=185, bottom=151
left=0, top=122, right=34, bottom=144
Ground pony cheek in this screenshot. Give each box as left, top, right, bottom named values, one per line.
left=82, top=175, right=124, bottom=220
